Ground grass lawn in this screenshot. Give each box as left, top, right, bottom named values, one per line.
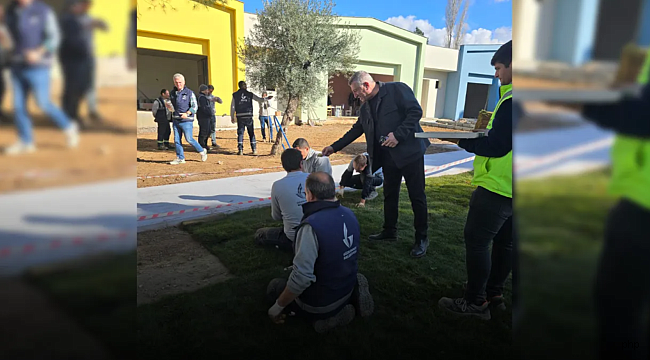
left=516, top=169, right=614, bottom=360
left=137, top=172, right=513, bottom=360
left=25, top=251, right=137, bottom=360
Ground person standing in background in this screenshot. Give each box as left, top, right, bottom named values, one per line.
left=206, top=84, right=223, bottom=148
left=77, top=0, right=108, bottom=124
left=259, top=91, right=272, bottom=142
left=152, top=88, right=172, bottom=150
left=230, top=81, right=272, bottom=156
left=0, top=4, right=13, bottom=124
left=4, top=0, right=79, bottom=155
left=197, top=84, right=213, bottom=151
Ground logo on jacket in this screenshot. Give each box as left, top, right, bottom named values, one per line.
left=182, top=94, right=187, bottom=101
left=240, top=93, right=248, bottom=103
left=296, top=183, right=305, bottom=199
left=343, top=222, right=354, bottom=248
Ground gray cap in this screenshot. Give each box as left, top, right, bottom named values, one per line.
left=199, top=84, right=209, bottom=92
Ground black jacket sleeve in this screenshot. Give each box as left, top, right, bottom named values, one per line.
left=392, top=82, right=424, bottom=143
left=458, top=99, right=512, bottom=157
left=581, top=84, right=650, bottom=137
left=331, top=118, right=364, bottom=152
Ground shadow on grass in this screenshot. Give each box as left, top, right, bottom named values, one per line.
left=516, top=169, right=614, bottom=360
left=137, top=172, right=513, bottom=360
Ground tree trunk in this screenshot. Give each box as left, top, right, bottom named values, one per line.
left=270, top=96, right=300, bottom=155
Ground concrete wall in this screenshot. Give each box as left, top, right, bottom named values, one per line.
left=549, top=0, right=599, bottom=65
left=424, top=45, right=459, bottom=72
left=137, top=0, right=245, bottom=117
left=421, top=70, right=448, bottom=118
left=443, top=44, right=501, bottom=120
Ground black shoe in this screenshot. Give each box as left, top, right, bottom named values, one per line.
left=410, top=237, right=429, bottom=258
left=157, top=143, right=165, bottom=150
left=368, top=231, right=398, bottom=241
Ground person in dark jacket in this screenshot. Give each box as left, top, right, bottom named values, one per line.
left=151, top=88, right=172, bottom=150
left=197, top=84, right=213, bottom=150
left=266, top=172, right=374, bottom=333
left=169, top=73, right=207, bottom=165
left=322, top=71, right=431, bottom=258
left=59, top=0, right=93, bottom=129
left=230, top=81, right=272, bottom=155
left=4, top=0, right=79, bottom=155
left=337, top=153, right=383, bottom=207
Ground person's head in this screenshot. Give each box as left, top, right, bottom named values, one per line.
left=160, top=88, right=169, bottom=99
left=305, top=172, right=336, bottom=202
left=491, top=40, right=512, bottom=86
left=262, top=91, right=267, bottom=98
left=17, top=0, right=34, bottom=7
left=173, top=73, right=186, bottom=90
left=207, top=85, right=214, bottom=95
left=238, top=81, right=247, bottom=90
left=199, top=84, right=209, bottom=94
left=348, top=71, right=377, bottom=103
left=292, top=138, right=310, bottom=159
left=66, top=0, right=86, bottom=14
left=280, top=148, right=303, bottom=173
left=353, top=154, right=367, bottom=172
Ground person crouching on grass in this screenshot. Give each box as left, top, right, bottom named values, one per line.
left=337, top=153, right=383, bottom=208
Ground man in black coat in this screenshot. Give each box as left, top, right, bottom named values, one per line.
left=322, top=71, right=431, bottom=258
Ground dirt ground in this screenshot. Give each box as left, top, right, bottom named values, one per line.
left=137, top=121, right=462, bottom=188
left=137, top=227, right=231, bottom=305
left=0, top=84, right=135, bottom=193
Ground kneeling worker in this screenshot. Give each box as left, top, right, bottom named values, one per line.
left=337, top=153, right=383, bottom=207
left=266, top=172, right=374, bottom=333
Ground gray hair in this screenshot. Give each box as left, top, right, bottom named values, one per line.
left=348, top=71, right=374, bottom=86
left=172, top=73, right=185, bottom=81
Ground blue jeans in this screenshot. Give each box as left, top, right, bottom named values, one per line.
left=173, top=120, right=204, bottom=160
left=259, top=116, right=272, bottom=140
left=11, top=66, right=71, bottom=144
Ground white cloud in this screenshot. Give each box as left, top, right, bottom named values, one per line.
left=385, top=15, right=511, bottom=47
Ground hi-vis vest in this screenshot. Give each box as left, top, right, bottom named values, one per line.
left=471, top=83, right=513, bottom=198
left=609, top=48, right=650, bottom=210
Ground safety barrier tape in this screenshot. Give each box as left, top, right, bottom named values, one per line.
left=0, top=230, right=133, bottom=259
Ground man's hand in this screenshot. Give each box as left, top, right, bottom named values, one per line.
left=180, top=113, right=188, bottom=119
left=25, top=49, right=43, bottom=65
left=336, top=187, right=345, bottom=199
left=322, top=146, right=335, bottom=156
left=439, top=138, right=460, bottom=144
left=268, top=301, right=286, bottom=324
left=214, top=97, right=223, bottom=104
left=381, top=132, right=399, bottom=148
left=356, top=200, right=365, bottom=208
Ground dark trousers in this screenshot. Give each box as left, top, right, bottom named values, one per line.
left=267, top=278, right=352, bottom=322
left=463, top=186, right=513, bottom=304
left=61, top=59, right=92, bottom=123
left=340, top=174, right=383, bottom=192
left=197, top=116, right=211, bottom=149
left=594, top=199, right=650, bottom=360
left=381, top=150, right=428, bottom=239
left=255, top=227, right=293, bottom=252
left=237, top=116, right=256, bottom=151
left=0, top=64, right=5, bottom=118
left=156, top=120, right=171, bottom=146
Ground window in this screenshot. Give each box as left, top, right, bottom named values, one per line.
left=435, top=80, right=439, bottom=89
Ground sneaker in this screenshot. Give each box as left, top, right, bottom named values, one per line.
left=157, top=143, right=165, bottom=150
left=252, top=149, right=258, bottom=155
left=238, top=149, right=244, bottom=156
left=438, top=297, right=491, bottom=320
left=367, top=191, right=379, bottom=201
left=65, top=122, right=79, bottom=148
left=461, top=281, right=506, bottom=311
left=200, top=149, right=208, bottom=162
left=313, top=304, right=356, bottom=333
left=4, top=141, right=36, bottom=155
left=352, top=273, right=374, bottom=318
left=169, top=158, right=185, bottom=165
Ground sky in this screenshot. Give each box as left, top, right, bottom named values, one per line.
left=241, top=0, right=512, bottom=47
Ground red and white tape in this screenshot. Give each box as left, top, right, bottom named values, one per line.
left=424, top=156, right=475, bottom=176
left=0, top=230, right=133, bottom=259
left=137, top=197, right=273, bottom=221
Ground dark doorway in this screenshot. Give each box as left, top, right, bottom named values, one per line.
left=463, top=83, right=490, bottom=119
left=592, top=0, right=643, bottom=61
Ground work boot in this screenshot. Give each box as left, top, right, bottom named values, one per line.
left=461, top=281, right=507, bottom=311
left=313, top=304, right=356, bottom=333
left=157, top=143, right=165, bottom=150
left=163, top=141, right=171, bottom=150
left=438, top=297, right=491, bottom=320
left=351, top=273, right=374, bottom=318
left=410, top=237, right=429, bottom=258
left=368, top=231, right=398, bottom=241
